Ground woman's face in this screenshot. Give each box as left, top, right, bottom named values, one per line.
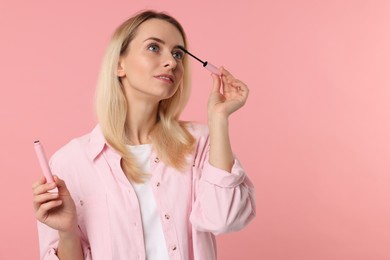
left=118, top=18, right=185, bottom=102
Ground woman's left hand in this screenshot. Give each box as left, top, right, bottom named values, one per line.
left=208, top=67, right=249, bottom=120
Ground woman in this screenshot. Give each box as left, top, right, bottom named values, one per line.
left=32, top=10, right=256, bottom=260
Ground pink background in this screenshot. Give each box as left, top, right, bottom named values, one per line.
left=1, top=0, right=389, bottom=259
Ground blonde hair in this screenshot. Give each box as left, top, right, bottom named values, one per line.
left=96, top=10, right=195, bottom=183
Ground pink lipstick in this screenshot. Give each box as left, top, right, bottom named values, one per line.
left=34, top=140, right=54, bottom=183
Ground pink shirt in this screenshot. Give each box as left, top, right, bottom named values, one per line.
left=38, top=123, right=256, bottom=260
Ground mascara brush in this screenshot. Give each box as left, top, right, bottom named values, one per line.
left=178, top=46, right=221, bottom=76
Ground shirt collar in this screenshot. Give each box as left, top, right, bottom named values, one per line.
left=87, top=124, right=156, bottom=162
left=87, top=125, right=108, bottom=161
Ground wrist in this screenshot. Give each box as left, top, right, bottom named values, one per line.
left=59, top=226, right=80, bottom=240
left=208, top=116, right=230, bottom=142
left=208, top=113, right=229, bottom=127
left=57, top=226, right=84, bottom=260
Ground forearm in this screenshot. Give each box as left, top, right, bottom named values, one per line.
left=207, top=67, right=248, bottom=173
left=57, top=230, right=84, bottom=260
left=208, top=115, right=234, bottom=173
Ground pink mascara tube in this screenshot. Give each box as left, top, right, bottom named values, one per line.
left=178, top=46, right=221, bottom=76
left=34, top=140, right=54, bottom=183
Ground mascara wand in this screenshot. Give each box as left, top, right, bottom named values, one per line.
left=178, top=46, right=221, bottom=76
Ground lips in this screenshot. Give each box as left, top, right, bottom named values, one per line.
left=154, top=74, right=174, bottom=83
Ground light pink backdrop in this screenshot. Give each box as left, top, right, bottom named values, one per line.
left=1, top=0, right=389, bottom=259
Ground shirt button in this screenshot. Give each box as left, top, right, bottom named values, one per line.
left=165, top=214, right=170, bottom=220
left=80, top=200, right=84, bottom=206
left=156, top=182, right=160, bottom=187
left=154, top=157, right=160, bottom=163
left=172, top=245, right=177, bottom=251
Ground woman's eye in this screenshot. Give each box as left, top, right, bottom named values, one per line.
left=148, top=44, right=160, bottom=52
left=173, top=50, right=184, bottom=60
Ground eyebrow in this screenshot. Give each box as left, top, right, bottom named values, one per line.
left=143, top=37, right=185, bottom=50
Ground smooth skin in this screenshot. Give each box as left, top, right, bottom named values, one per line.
left=32, top=19, right=248, bottom=259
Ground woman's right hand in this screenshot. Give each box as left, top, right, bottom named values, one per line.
left=32, top=175, right=78, bottom=234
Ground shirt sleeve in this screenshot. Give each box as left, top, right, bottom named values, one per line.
left=38, top=150, right=92, bottom=260
left=189, top=129, right=256, bottom=235
left=38, top=222, right=92, bottom=260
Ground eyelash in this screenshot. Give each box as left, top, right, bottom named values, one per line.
left=147, top=43, right=185, bottom=61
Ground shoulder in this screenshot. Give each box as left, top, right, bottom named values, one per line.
left=183, top=122, right=211, bottom=155
left=184, top=121, right=210, bottom=140
left=49, top=129, right=95, bottom=175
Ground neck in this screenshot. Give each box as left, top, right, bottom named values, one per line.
left=125, top=96, right=159, bottom=145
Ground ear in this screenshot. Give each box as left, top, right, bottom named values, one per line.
left=117, top=57, right=126, bottom=77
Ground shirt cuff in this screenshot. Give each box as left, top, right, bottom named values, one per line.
left=201, top=159, right=246, bottom=188
left=43, top=248, right=59, bottom=260
left=42, top=236, right=91, bottom=260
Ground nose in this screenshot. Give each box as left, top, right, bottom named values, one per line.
left=164, top=54, right=177, bottom=70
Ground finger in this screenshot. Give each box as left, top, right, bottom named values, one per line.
left=221, top=71, right=238, bottom=92
left=231, top=81, right=249, bottom=92
left=221, top=68, right=241, bottom=91
left=32, top=176, right=46, bottom=190
left=230, top=83, right=249, bottom=101
left=54, top=175, right=73, bottom=197
left=210, top=73, right=221, bottom=93
left=221, top=67, right=235, bottom=81
left=221, top=66, right=230, bottom=75
left=222, top=77, right=242, bottom=95
left=33, top=192, right=59, bottom=211
left=54, top=175, right=67, bottom=190
left=35, top=200, right=63, bottom=221
left=230, top=78, right=246, bottom=86
left=34, top=192, right=59, bottom=205
left=33, top=181, right=57, bottom=196
left=220, top=74, right=228, bottom=94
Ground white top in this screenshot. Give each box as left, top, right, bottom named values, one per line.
left=127, top=144, right=169, bottom=260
